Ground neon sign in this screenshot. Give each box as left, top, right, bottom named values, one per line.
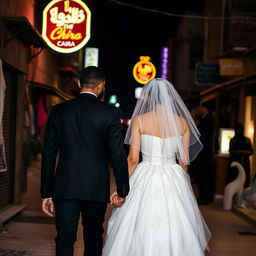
left=42, top=0, right=91, bottom=53
left=161, top=47, right=168, bottom=79
left=133, top=56, right=156, bottom=84
left=84, top=47, right=99, bottom=67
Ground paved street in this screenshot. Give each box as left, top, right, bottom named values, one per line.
left=1, top=203, right=256, bottom=256
left=0, top=158, right=255, bottom=255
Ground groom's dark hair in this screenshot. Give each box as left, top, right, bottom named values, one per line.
left=80, top=66, right=106, bottom=89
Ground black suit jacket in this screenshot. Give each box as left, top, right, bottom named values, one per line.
left=41, top=93, right=129, bottom=202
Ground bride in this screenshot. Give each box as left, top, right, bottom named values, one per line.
left=102, top=78, right=211, bottom=256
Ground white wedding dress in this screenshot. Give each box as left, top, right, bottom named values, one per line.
left=102, top=134, right=211, bottom=256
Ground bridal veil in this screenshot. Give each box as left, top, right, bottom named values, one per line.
left=124, top=78, right=202, bottom=165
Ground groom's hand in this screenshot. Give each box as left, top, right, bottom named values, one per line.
left=42, top=199, right=55, bottom=217
left=110, top=191, right=125, bottom=207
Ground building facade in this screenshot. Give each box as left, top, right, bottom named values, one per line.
left=0, top=0, right=81, bottom=212
left=174, top=0, right=256, bottom=195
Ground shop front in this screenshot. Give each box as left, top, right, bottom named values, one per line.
left=0, top=16, right=47, bottom=213
left=199, top=72, right=256, bottom=197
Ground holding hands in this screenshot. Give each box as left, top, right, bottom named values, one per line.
left=110, top=191, right=125, bottom=207
left=42, top=198, right=55, bottom=217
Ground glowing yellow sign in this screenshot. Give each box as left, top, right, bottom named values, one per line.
left=133, top=56, right=156, bottom=84
left=219, top=58, right=244, bottom=76
left=42, top=0, right=91, bottom=53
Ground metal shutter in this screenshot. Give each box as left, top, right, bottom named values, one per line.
left=0, top=67, right=17, bottom=210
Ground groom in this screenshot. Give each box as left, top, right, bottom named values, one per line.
left=41, top=66, right=130, bottom=256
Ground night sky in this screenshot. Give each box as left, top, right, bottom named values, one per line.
left=83, top=0, right=204, bottom=117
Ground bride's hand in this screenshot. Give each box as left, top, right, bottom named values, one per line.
left=110, top=191, right=125, bottom=207
left=179, top=161, right=188, bottom=172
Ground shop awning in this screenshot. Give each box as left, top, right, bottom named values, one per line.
left=1, top=16, right=46, bottom=48
left=200, top=72, right=256, bottom=96
left=27, top=81, right=72, bottom=101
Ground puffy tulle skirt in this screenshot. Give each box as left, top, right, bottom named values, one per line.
left=102, top=162, right=211, bottom=256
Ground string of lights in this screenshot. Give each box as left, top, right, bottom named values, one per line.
left=109, top=0, right=256, bottom=21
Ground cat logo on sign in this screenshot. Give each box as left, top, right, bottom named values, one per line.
left=42, top=0, right=91, bottom=53
left=133, top=56, right=156, bottom=84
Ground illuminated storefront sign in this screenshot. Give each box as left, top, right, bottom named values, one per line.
left=219, top=58, right=243, bottom=76
left=195, top=63, right=220, bottom=85
left=84, top=47, right=99, bottom=67
left=219, top=128, right=235, bottom=154
left=161, top=47, right=168, bottom=79
left=42, top=0, right=91, bottom=53
left=133, top=56, right=156, bottom=84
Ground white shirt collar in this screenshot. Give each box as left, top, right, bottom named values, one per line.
left=80, top=92, right=97, bottom=97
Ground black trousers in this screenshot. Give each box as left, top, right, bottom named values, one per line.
left=195, top=167, right=215, bottom=202
left=191, top=153, right=215, bottom=203
left=54, top=199, right=107, bottom=256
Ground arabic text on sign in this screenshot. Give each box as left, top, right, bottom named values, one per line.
left=50, top=7, right=86, bottom=26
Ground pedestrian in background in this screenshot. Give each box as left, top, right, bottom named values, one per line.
left=191, top=102, right=215, bottom=205
left=228, top=123, right=254, bottom=188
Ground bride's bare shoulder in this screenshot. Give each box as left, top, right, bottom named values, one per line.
left=174, top=114, right=187, bottom=123
left=137, top=112, right=152, bottom=121
left=132, top=113, right=150, bottom=132
left=131, top=113, right=147, bottom=123
left=130, top=116, right=142, bottom=127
